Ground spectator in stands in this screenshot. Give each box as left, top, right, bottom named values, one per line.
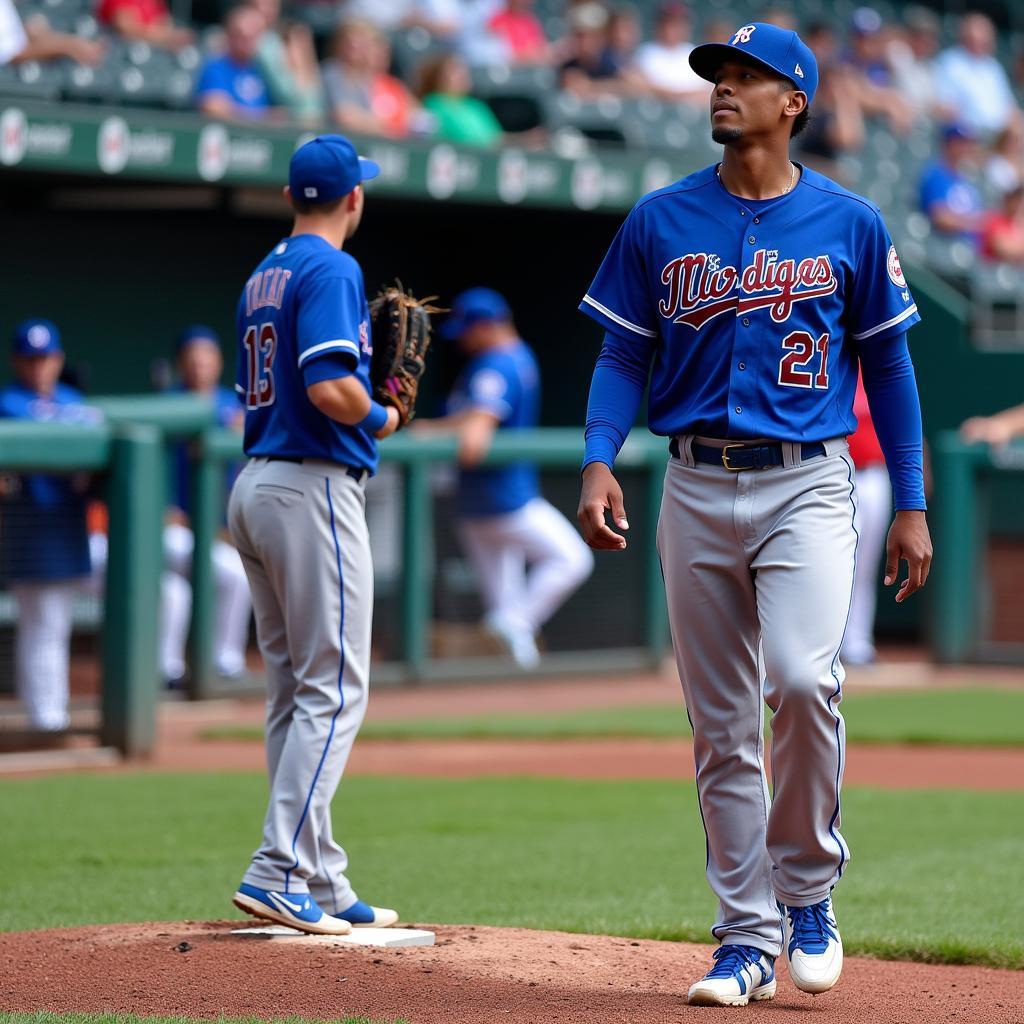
left=804, top=20, right=838, bottom=66
left=417, top=51, right=503, bottom=146
left=919, top=123, right=985, bottom=242
left=633, top=2, right=707, bottom=103
left=558, top=3, right=620, bottom=99
left=247, top=0, right=323, bottom=124
left=980, top=185, right=1024, bottom=263
left=961, top=400, right=1024, bottom=448
left=165, top=326, right=252, bottom=680
left=934, top=12, right=1020, bottom=139
left=888, top=5, right=950, bottom=120
left=488, top=0, right=547, bottom=64
left=0, top=320, right=101, bottom=731
left=195, top=6, right=276, bottom=122
left=841, top=7, right=913, bottom=135
left=323, top=20, right=420, bottom=138
left=795, top=64, right=865, bottom=180
left=985, top=120, right=1024, bottom=197
left=97, top=0, right=194, bottom=52
left=603, top=5, right=641, bottom=78
left=0, top=0, right=104, bottom=66
left=758, top=6, right=797, bottom=32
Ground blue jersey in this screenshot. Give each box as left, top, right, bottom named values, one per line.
left=580, top=163, right=921, bottom=442
left=918, top=159, right=982, bottom=241
left=236, top=234, right=378, bottom=471
left=195, top=56, right=270, bottom=114
left=448, top=339, right=540, bottom=518
left=171, top=385, right=243, bottom=515
left=0, top=382, right=101, bottom=581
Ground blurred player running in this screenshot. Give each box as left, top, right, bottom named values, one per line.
left=416, top=288, right=593, bottom=668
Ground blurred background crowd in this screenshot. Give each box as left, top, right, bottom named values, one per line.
left=5, top=0, right=1024, bottom=273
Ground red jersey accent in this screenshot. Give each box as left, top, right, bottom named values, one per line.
left=848, top=373, right=884, bottom=468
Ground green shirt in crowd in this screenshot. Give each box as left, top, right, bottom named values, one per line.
left=423, top=93, right=503, bottom=147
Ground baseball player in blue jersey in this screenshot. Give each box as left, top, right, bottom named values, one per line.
left=577, top=24, right=932, bottom=1006
left=417, top=288, right=593, bottom=667
left=0, top=319, right=101, bottom=731
left=228, top=134, right=400, bottom=936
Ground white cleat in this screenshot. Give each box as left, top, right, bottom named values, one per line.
left=781, top=896, right=844, bottom=993
left=334, top=900, right=400, bottom=928
left=687, top=944, right=777, bottom=1007
left=483, top=611, right=540, bottom=670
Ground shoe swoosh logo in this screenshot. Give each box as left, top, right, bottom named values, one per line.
left=269, top=892, right=305, bottom=914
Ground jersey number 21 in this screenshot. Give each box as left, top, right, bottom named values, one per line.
left=243, top=323, right=277, bottom=408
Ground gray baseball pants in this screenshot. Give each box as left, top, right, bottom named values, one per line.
left=228, top=456, right=371, bottom=913
left=656, top=436, right=858, bottom=958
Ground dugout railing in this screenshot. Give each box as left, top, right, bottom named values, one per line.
left=931, top=431, right=1024, bottom=665
left=0, top=407, right=672, bottom=756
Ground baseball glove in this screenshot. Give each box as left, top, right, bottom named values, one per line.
left=368, top=282, right=441, bottom=429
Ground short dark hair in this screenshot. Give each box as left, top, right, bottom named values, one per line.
left=289, top=194, right=346, bottom=216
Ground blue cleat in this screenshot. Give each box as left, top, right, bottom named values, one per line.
left=781, top=896, right=843, bottom=993
left=687, top=944, right=777, bottom=1006
left=333, top=898, right=400, bottom=928
left=233, top=883, right=352, bottom=935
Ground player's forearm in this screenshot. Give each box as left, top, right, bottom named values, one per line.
left=306, top=375, right=373, bottom=425
left=858, top=332, right=926, bottom=511
left=583, top=329, right=651, bottom=470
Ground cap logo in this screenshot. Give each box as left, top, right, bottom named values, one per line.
left=304, top=186, right=318, bottom=198
left=731, top=25, right=756, bottom=45
left=27, top=326, right=50, bottom=348
left=794, top=63, right=804, bottom=78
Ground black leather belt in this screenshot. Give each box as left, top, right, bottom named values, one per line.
left=266, top=455, right=366, bottom=482
left=669, top=437, right=827, bottom=471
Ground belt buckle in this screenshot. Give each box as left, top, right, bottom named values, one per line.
left=721, top=443, right=745, bottom=472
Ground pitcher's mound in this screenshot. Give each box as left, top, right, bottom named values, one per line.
left=1, top=921, right=1020, bottom=1024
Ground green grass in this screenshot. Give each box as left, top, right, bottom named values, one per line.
left=0, top=1016, right=405, bottom=1024
left=203, top=688, right=1024, bottom=747
left=1, top=773, right=1022, bottom=968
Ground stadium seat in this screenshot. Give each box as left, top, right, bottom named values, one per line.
left=0, top=60, right=64, bottom=101
left=62, top=60, right=118, bottom=103
left=970, top=264, right=1024, bottom=352
left=472, top=64, right=553, bottom=132
left=545, top=92, right=629, bottom=147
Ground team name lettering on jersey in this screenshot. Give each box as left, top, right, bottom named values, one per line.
left=659, top=250, right=837, bottom=330
left=244, top=267, right=293, bottom=317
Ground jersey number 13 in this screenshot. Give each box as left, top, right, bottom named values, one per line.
left=243, top=323, right=278, bottom=409
left=778, top=330, right=830, bottom=390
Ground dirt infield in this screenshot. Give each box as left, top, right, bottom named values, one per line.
left=2, top=921, right=1020, bottom=1024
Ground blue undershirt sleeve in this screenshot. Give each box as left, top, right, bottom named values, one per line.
left=583, top=329, right=655, bottom=470
left=857, top=331, right=927, bottom=511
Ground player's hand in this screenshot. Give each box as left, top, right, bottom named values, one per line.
left=884, top=510, right=932, bottom=603
left=374, top=406, right=401, bottom=439
left=577, top=462, right=628, bottom=551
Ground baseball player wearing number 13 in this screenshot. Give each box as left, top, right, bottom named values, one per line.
left=577, top=24, right=932, bottom=1006
left=228, top=135, right=400, bottom=936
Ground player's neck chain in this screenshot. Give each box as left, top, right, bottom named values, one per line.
left=717, top=161, right=797, bottom=199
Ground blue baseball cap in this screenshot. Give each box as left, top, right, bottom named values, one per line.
left=689, top=22, right=819, bottom=106
left=289, top=134, right=380, bottom=204
left=440, top=288, right=512, bottom=340
left=177, top=324, right=220, bottom=353
left=941, top=122, right=977, bottom=143
left=13, top=318, right=62, bottom=356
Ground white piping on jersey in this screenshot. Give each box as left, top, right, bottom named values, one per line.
left=850, top=303, right=918, bottom=341
left=581, top=295, right=658, bottom=338
left=297, top=339, right=359, bottom=367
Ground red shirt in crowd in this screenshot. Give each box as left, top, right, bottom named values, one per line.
left=371, top=74, right=415, bottom=138
left=489, top=9, right=547, bottom=62
left=848, top=373, right=885, bottom=469
left=980, top=210, right=1024, bottom=262
left=98, top=0, right=169, bottom=27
